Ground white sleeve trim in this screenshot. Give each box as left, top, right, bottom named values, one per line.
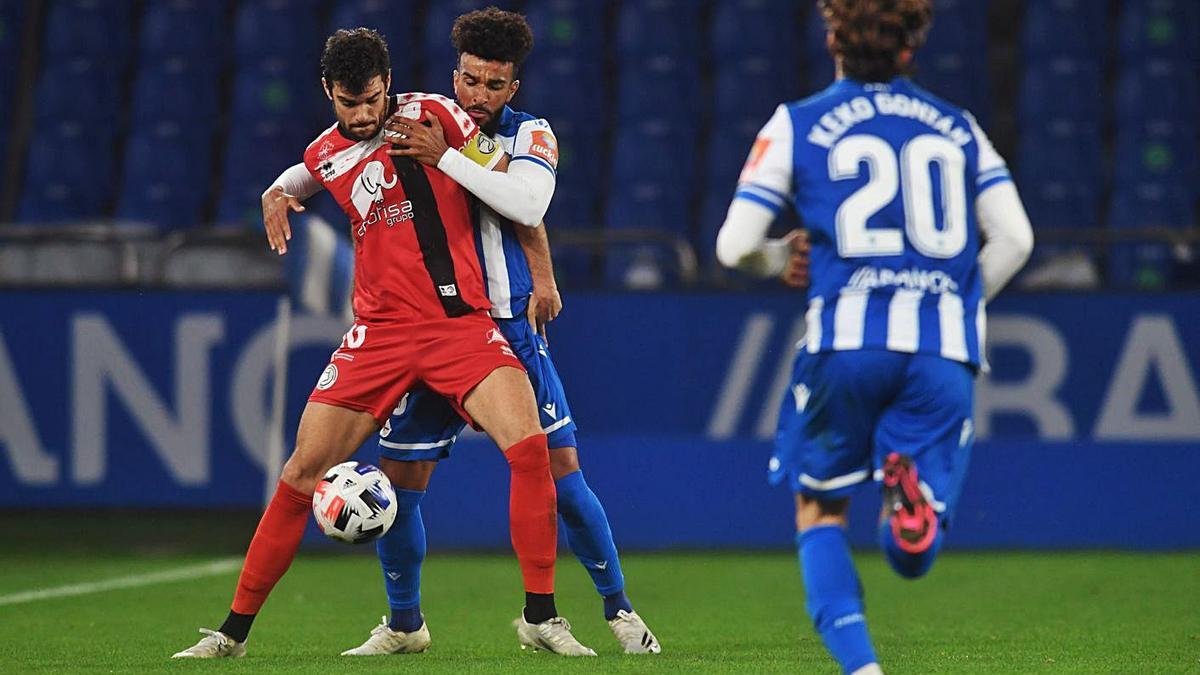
left=436, top=148, right=556, bottom=226
left=715, top=198, right=790, bottom=277
left=976, top=181, right=1035, bottom=300
left=265, top=163, right=323, bottom=200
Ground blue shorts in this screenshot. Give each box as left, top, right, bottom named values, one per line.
left=378, top=314, right=578, bottom=461
left=771, top=350, right=975, bottom=527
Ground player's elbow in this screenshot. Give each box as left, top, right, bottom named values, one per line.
left=508, top=199, right=546, bottom=227
left=715, top=223, right=752, bottom=269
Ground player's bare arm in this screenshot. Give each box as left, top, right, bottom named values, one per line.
left=514, top=220, right=562, bottom=337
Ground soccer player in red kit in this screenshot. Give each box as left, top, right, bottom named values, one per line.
left=173, top=28, right=590, bottom=658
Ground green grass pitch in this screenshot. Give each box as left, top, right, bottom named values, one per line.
left=0, top=550, right=1196, bottom=673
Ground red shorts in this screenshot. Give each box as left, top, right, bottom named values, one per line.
left=307, top=310, right=525, bottom=426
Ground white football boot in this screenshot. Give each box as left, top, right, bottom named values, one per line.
left=341, top=616, right=431, bottom=655
left=171, top=628, right=246, bottom=659
left=513, top=616, right=597, bottom=656
left=607, top=609, right=661, bottom=654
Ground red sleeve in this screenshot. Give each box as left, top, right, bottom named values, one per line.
left=417, top=95, right=480, bottom=149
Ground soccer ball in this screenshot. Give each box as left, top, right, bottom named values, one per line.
left=312, top=461, right=397, bottom=544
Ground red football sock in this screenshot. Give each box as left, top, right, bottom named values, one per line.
left=503, top=434, right=557, bottom=594
left=230, top=480, right=312, bottom=615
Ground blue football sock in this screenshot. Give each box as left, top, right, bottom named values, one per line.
left=799, top=525, right=878, bottom=674
left=555, top=470, right=627, bottom=615
left=377, top=488, right=426, bottom=633
left=879, top=518, right=944, bottom=579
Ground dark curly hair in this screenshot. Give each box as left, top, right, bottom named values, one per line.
left=321, top=28, right=390, bottom=94
left=451, top=7, right=534, bottom=75
left=820, top=0, right=933, bottom=82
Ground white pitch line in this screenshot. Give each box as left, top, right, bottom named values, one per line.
left=0, top=557, right=242, bottom=607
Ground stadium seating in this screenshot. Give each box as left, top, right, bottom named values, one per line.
left=713, top=55, right=800, bottom=124
left=524, top=0, right=607, bottom=59
left=117, top=121, right=212, bottom=228
left=515, top=55, right=606, bottom=128
left=616, top=55, right=703, bottom=125
left=35, top=58, right=124, bottom=123
left=1107, top=181, right=1194, bottom=288
left=711, top=0, right=800, bottom=62
left=1117, top=0, right=1200, bottom=61
left=615, top=0, right=703, bottom=62
left=329, top=0, right=415, bottom=52
left=130, top=58, right=222, bottom=125
left=1020, top=0, right=1109, bottom=59
left=17, top=121, right=115, bottom=222
left=44, top=0, right=134, bottom=64
left=230, top=57, right=326, bottom=132
left=1114, top=58, right=1198, bottom=127
left=800, top=2, right=834, bottom=93
left=1115, top=121, right=1198, bottom=194
left=233, top=0, right=322, bottom=65
left=140, top=0, right=230, bottom=61
left=1018, top=58, right=1105, bottom=128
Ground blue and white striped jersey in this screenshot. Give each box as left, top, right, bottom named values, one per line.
left=475, top=106, right=559, bottom=318
left=736, top=78, right=1012, bottom=369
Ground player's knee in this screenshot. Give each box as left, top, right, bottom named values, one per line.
left=549, top=447, right=580, bottom=481
left=505, top=434, right=551, bottom=474
left=279, top=455, right=326, bottom=494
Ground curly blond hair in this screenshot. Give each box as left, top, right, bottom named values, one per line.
left=820, top=0, right=933, bottom=82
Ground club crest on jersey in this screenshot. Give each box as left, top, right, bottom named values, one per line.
left=316, top=139, right=335, bottom=161
left=352, top=160, right=398, bottom=219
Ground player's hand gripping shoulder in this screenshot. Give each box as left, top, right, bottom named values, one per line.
left=780, top=229, right=810, bottom=288
left=261, top=185, right=305, bottom=255
left=386, top=110, right=454, bottom=167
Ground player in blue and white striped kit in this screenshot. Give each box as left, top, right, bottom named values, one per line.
left=717, top=1, right=1033, bottom=672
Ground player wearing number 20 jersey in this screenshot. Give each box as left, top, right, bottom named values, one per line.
left=716, top=1, right=1033, bottom=671
left=739, top=78, right=1009, bottom=369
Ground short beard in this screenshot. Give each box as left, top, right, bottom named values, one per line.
left=339, top=121, right=379, bottom=141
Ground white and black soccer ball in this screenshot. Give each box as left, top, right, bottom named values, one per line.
left=312, top=462, right=398, bottom=544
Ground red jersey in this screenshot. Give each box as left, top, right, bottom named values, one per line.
left=303, top=93, right=503, bottom=322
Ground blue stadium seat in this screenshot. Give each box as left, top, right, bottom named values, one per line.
left=1114, top=59, right=1198, bottom=127
left=140, top=0, right=229, bottom=60
left=610, top=118, right=698, bottom=191
left=713, top=56, right=800, bottom=123
left=18, top=121, right=115, bottom=222
left=1115, top=121, right=1198, bottom=194
left=1109, top=181, right=1195, bottom=228
left=914, top=51, right=989, bottom=118
left=1107, top=182, right=1194, bottom=288
left=544, top=182, right=596, bottom=230
left=1118, top=0, right=1200, bottom=61
left=1018, top=118, right=1104, bottom=192
left=130, top=58, right=222, bottom=124
left=1021, top=0, right=1108, bottom=59
left=35, top=59, right=123, bottom=123
left=517, top=56, right=606, bottom=127
left=231, top=57, right=326, bottom=131
left=117, top=121, right=213, bottom=228
left=44, top=0, right=133, bottom=62
left=1017, top=58, right=1104, bottom=129
left=541, top=116, right=603, bottom=200
left=615, top=0, right=703, bottom=61
left=524, top=0, right=607, bottom=59
left=704, top=116, right=761, bottom=199
left=234, top=0, right=322, bottom=64
left=922, top=0, right=987, bottom=58
left=616, top=55, right=702, bottom=124
left=216, top=120, right=310, bottom=227
left=329, top=0, right=415, bottom=53
left=711, top=0, right=800, bottom=61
